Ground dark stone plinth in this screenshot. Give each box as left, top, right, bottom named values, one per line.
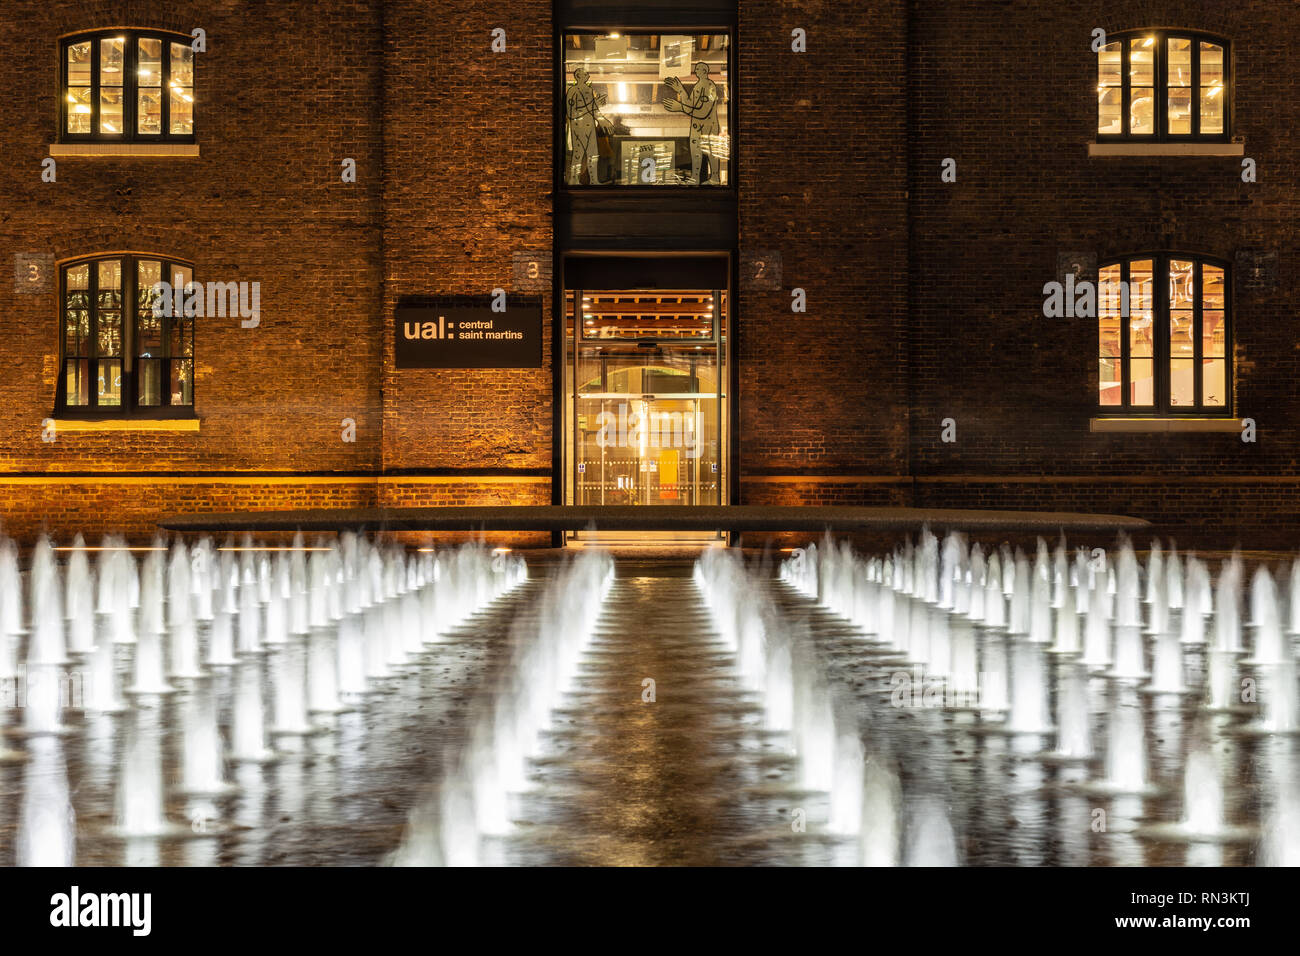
left=159, top=505, right=1149, bottom=535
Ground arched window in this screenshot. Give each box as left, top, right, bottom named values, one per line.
left=1098, top=255, right=1229, bottom=414
left=58, top=255, right=195, bottom=416
left=1097, top=31, right=1228, bottom=140
left=61, top=30, right=195, bottom=141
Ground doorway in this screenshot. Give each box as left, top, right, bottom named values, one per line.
left=561, top=257, right=729, bottom=544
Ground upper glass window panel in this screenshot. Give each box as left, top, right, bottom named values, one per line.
left=563, top=32, right=730, bottom=187
left=1096, top=31, right=1228, bottom=140
left=61, top=30, right=195, bottom=142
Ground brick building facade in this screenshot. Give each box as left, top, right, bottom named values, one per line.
left=0, top=1, right=1294, bottom=546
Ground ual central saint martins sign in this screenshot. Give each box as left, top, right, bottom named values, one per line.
left=395, top=296, right=542, bottom=369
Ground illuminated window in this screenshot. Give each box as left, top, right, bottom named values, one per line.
left=562, top=32, right=730, bottom=186
left=59, top=255, right=195, bottom=416
left=1096, top=31, right=1227, bottom=139
left=62, top=31, right=195, bottom=141
left=1098, top=256, right=1229, bottom=414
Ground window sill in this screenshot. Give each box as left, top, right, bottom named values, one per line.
left=1088, top=142, right=1244, bottom=158
left=48, top=143, right=199, bottom=158
left=1090, top=417, right=1241, bottom=433
left=52, top=418, right=200, bottom=432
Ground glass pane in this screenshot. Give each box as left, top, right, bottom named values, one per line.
left=100, top=37, right=125, bottom=86
left=1201, top=86, right=1224, bottom=134
left=1129, top=260, right=1153, bottom=357
left=171, top=44, right=194, bottom=87
left=67, top=41, right=93, bottom=133
left=1203, top=311, right=1226, bottom=358
left=67, top=41, right=92, bottom=86
left=97, top=359, right=122, bottom=406
left=1168, top=87, right=1192, bottom=134
left=1098, top=42, right=1122, bottom=87
left=137, top=260, right=162, bottom=311
left=66, top=359, right=90, bottom=406
left=138, top=309, right=162, bottom=352
left=169, top=318, right=188, bottom=356
left=1098, top=88, right=1122, bottom=136
left=171, top=359, right=194, bottom=405
left=99, top=88, right=123, bottom=134
left=170, top=43, right=195, bottom=135
left=1200, top=43, right=1224, bottom=85
left=138, top=358, right=162, bottom=406
left=1202, top=360, right=1226, bottom=407
left=1099, top=263, right=1123, bottom=306
left=1130, top=87, right=1154, bottom=135
left=1169, top=259, right=1194, bottom=309
left=1099, top=358, right=1121, bottom=406
left=169, top=90, right=194, bottom=134
left=67, top=86, right=93, bottom=134
left=66, top=263, right=90, bottom=296
left=1130, top=359, right=1154, bottom=406
left=581, top=291, right=715, bottom=340
left=97, top=259, right=122, bottom=310
left=564, top=32, right=729, bottom=186
left=171, top=266, right=194, bottom=315
left=1170, top=312, right=1194, bottom=356
left=138, top=89, right=162, bottom=134
left=1170, top=359, right=1195, bottom=406
left=1099, top=261, right=1123, bottom=408
left=97, top=312, right=122, bottom=356
left=1167, top=37, right=1192, bottom=87
left=64, top=309, right=89, bottom=356
left=1203, top=265, right=1225, bottom=309
left=138, top=38, right=162, bottom=86
left=1130, top=37, right=1155, bottom=85
left=1099, top=318, right=1120, bottom=357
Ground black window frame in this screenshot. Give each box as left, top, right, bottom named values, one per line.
left=1096, top=253, right=1232, bottom=417
left=1096, top=29, right=1231, bottom=142
left=59, top=29, right=197, bottom=144
left=556, top=29, right=736, bottom=192
left=56, top=253, right=197, bottom=419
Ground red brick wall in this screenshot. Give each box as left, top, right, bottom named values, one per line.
left=0, top=1, right=385, bottom=478
left=737, top=0, right=910, bottom=477
left=380, top=0, right=554, bottom=474
left=908, top=0, right=1294, bottom=480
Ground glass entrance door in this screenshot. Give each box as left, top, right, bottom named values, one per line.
left=564, top=287, right=728, bottom=518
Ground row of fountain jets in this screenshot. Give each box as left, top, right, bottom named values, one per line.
left=0, top=532, right=528, bottom=864
left=393, top=549, right=614, bottom=866
left=717, top=531, right=1299, bottom=864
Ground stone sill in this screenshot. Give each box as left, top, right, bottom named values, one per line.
left=1090, top=417, right=1241, bottom=433
left=48, top=143, right=199, bottom=158
left=1088, top=141, right=1244, bottom=158
left=52, top=418, right=200, bottom=432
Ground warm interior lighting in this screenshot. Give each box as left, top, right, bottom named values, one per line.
left=216, top=546, right=334, bottom=552
left=74, top=105, right=90, bottom=114
left=1143, top=36, right=1155, bottom=47
left=54, top=546, right=167, bottom=552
